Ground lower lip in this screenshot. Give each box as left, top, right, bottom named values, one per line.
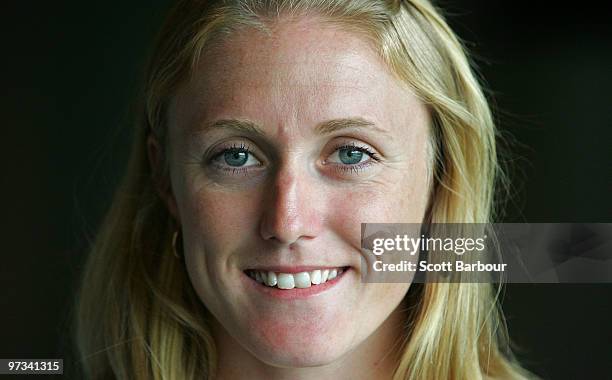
left=241, top=268, right=351, bottom=300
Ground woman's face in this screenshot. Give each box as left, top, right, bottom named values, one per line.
left=164, top=18, right=431, bottom=368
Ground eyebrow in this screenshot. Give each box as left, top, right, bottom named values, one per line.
left=201, top=117, right=389, bottom=136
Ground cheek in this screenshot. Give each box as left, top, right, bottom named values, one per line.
left=180, top=186, right=261, bottom=250
left=370, top=283, right=409, bottom=307
left=323, top=174, right=429, bottom=260
left=321, top=189, right=399, bottom=260
left=326, top=182, right=427, bottom=226
left=395, top=176, right=430, bottom=221
left=361, top=283, right=410, bottom=330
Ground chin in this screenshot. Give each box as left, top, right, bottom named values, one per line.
left=236, top=301, right=357, bottom=368
left=251, top=339, right=350, bottom=369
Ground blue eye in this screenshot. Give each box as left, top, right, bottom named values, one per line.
left=224, top=149, right=249, bottom=166
left=338, top=148, right=364, bottom=165
left=328, top=145, right=375, bottom=166
left=210, top=144, right=262, bottom=171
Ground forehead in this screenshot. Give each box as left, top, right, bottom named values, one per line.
left=198, top=17, right=384, bottom=86
left=171, top=16, right=427, bottom=137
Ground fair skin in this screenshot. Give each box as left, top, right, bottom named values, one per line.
left=150, top=16, right=431, bottom=380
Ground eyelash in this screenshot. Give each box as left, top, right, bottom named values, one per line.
left=208, top=141, right=380, bottom=175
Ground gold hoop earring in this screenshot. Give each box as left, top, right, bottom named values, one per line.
left=171, top=230, right=182, bottom=259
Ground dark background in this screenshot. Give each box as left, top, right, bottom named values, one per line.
left=2, top=1, right=611, bottom=379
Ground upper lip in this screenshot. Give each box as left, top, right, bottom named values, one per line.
left=245, top=265, right=349, bottom=273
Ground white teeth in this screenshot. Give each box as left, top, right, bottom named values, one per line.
left=294, top=272, right=311, bottom=288
left=328, top=269, right=337, bottom=280
left=266, top=271, right=277, bottom=286
left=249, top=268, right=347, bottom=290
left=310, top=270, right=322, bottom=285
left=277, top=273, right=295, bottom=289
left=321, top=269, right=329, bottom=282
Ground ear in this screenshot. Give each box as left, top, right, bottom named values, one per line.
left=147, top=134, right=180, bottom=221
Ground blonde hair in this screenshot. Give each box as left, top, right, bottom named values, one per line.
left=76, top=0, right=534, bottom=378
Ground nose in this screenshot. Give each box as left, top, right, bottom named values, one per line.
left=259, top=164, right=323, bottom=246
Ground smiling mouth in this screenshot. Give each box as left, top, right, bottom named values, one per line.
left=244, top=267, right=350, bottom=290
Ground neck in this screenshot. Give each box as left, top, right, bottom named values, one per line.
left=212, top=302, right=407, bottom=380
